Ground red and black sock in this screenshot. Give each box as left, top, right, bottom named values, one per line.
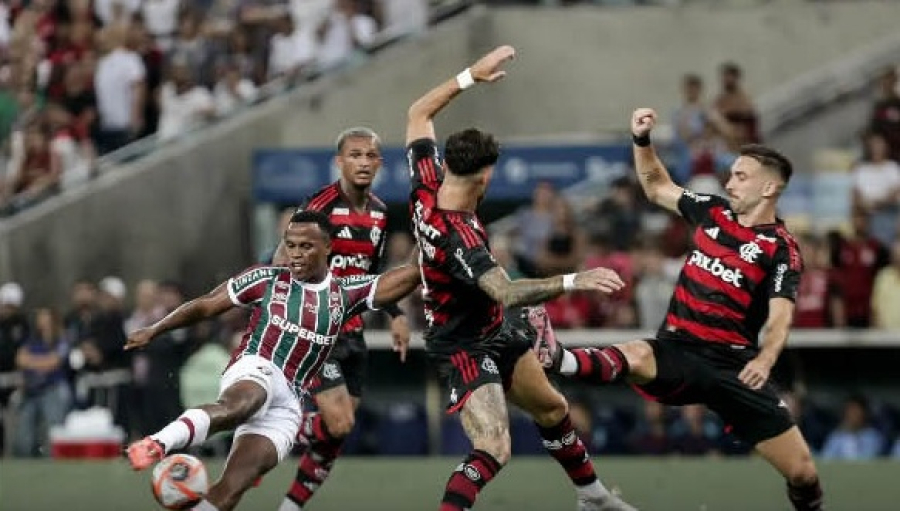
left=571, top=346, right=629, bottom=384
left=439, top=450, right=503, bottom=511
left=536, top=413, right=597, bottom=486
left=285, top=422, right=345, bottom=508
left=787, top=479, right=824, bottom=511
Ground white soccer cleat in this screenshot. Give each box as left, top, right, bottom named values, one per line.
left=577, top=494, right=639, bottom=511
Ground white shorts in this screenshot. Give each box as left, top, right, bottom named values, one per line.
left=218, top=355, right=301, bottom=462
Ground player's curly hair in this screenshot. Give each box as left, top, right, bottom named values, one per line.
left=444, top=128, right=500, bottom=177
left=288, top=210, right=334, bottom=240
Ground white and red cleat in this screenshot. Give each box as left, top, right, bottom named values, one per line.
left=126, top=437, right=165, bottom=471
left=523, top=305, right=563, bottom=373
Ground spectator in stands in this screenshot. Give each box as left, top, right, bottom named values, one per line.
left=13, top=307, right=72, bottom=457
left=592, top=176, right=640, bottom=252
left=714, top=62, right=760, bottom=147
left=4, top=124, right=60, bottom=212
left=871, top=240, right=900, bottom=330
left=213, top=61, right=258, bottom=116
left=316, top=0, right=377, bottom=72
left=793, top=234, right=841, bottom=329
left=821, top=394, right=885, bottom=460
left=869, top=66, right=900, bottom=163
left=60, top=62, right=98, bottom=147
left=95, top=0, right=141, bottom=27
left=635, top=240, right=677, bottom=330
left=141, top=0, right=182, bottom=52
left=130, top=280, right=192, bottom=437
left=46, top=101, right=92, bottom=190
left=543, top=292, right=595, bottom=329
left=831, top=209, right=890, bottom=328
left=156, top=56, right=215, bottom=140
left=629, top=400, right=673, bottom=456
left=489, top=234, right=523, bottom=280
left=536, top=197, right=586, bottom=276
left=670, top=405, right=721, bottom=456
left=583, top=234, right=635, bottom=327
left=222, top=28, right=264, bottom=85
left=45, top=18, right=96, bottom=101
left=513, top=181, right=556, bottom=278
left=94, top=24, right=146, bottom=154
left=169, top=9, right=213, bottom=86
left=129, top=18, right=166, bottom=138
left=671, top=73, right=733, bottom=187
left=0, top=282, right=29, bottom=455
left=266, top=11, right=315, bottom=83
left=851, top=131, right=900, bottom=247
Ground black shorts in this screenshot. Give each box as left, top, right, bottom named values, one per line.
left=634, top=337, right=794, bottom=446
left=427, top=320, right=532, bottom=414
left=307, top=331, right=367, bottom=398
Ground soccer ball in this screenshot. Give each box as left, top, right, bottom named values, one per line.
left=151, top=454, right=209, bottom=510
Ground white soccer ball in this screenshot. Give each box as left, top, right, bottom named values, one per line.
left=151, top=454, right=209, bottom=510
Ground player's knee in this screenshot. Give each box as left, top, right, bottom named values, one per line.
left=474, top=431, right=511, bottom=466
left=784, top=455, right=818, bottom=487
left=324, top=410, right=355, bottom=439
left=618, top=340, right=655, bottom=380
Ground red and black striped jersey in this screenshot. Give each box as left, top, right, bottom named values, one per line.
left=298, top=181, right=388, bottom=333
left=661, top=190, right=803, bottom=347
left=407, top=138, right=503, bottom=346
left=225, top=265, right=378, bottom=393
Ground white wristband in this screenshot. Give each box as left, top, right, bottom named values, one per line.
left=562, top=273, right=576, bottom=291
left=456, top=68, right=475, bottom=90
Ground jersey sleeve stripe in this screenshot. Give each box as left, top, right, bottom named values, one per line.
left=226, top=278, right=242, bottom=306
left=365, top=275, right=381, bottom=311
left=306, top=186, right=339, bottom=211
left=449, top=216, right=479, bottom=248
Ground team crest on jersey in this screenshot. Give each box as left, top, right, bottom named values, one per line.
left=328, top=292, right=343, bottom=325
left=739, top=241, right=763, bottom=263
left=305, top=302, right=317, bottom=314
left=370, top=225, right=382, bottom=246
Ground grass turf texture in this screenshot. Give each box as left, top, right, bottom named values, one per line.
left=0, top=457, right=896, bottom=510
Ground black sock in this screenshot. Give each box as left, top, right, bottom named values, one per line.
left=787, top=479, right=824, bottom=511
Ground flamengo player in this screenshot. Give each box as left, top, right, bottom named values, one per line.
left=407, top=45, right=635, bottom=511
left=271, top=128, right=411, bottom=511
left=540, top=108, right=824, bottom=510
left=124, top=211, right=421, bottom=511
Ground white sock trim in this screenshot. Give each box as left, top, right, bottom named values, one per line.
left=576, top=479, right=609, bottom=498
left=277, top=498, right=302, bottom=511
left=191, top=499, right=220, bottom=511
left=560, top=350, right=578, bottom=375
left=151, top=408, right=212, bottom=452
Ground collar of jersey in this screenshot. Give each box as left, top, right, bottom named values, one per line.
left=290, top=271, right=332, bottom=292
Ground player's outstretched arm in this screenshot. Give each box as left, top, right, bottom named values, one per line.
left=406, top=45, right=515, bottom=145
left=631, top=108, right=684, bottom=214
left=738, top=297, right=795, bottom=390
left=371, top=264, right=422, bottom=308
left=477, top=266, right=624, bottom=308
left=124, top=282, right=234, bottom=350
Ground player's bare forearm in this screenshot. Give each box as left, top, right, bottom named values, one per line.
left=149, top=284, right=232, bottom=337
left=406, top=77, right=462, bottom=144
left=373, top=264, right=421, bottom=307
left=757, top=298, right=795, bottom=365
left=477, top=266, right=564, bottom=308
left=634, top=145, right=681, bottom=212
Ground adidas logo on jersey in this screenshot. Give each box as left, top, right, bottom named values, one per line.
left=687, top=250, right=744, bottom=288
left=704, top=227, right=720, bottom=239
left=337, top=227, right=353, bottom=239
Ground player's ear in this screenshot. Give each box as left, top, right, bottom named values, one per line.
left=762, top=178, right=780, bottom=199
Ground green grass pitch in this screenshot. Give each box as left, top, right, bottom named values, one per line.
left=0, top=457, right=897, bottom=510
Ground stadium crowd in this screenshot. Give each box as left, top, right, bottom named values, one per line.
left=0, top=0, right=428, bottom=216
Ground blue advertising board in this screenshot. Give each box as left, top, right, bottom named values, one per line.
left=253, top=143, right=633, bottom=204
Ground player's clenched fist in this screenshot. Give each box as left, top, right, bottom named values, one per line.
left=574, top=267, right=625, bottom=294
left=631, top=108, right=658, bottom=137
left=470, top=45, right=515, bottom=83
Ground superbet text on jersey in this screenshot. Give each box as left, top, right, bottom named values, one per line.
left=661, top=190, right=803, bottom=347
left=298, top=182, right=388, bottom=333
